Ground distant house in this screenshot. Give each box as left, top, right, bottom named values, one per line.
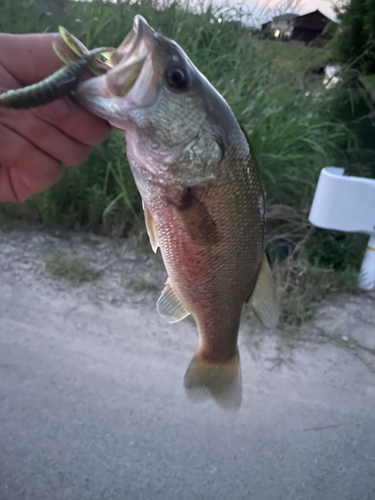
left=261, top=13, right=298, bottom=40
left=261, top=10, right=334, bottom=47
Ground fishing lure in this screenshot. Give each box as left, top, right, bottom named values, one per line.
left=0, top=27, right=116, bottom=110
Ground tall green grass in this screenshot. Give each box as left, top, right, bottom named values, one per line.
left=1, top=0, right=372, bottom=323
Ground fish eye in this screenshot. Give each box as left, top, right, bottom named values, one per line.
left=165, top=65, right=189, bottom=90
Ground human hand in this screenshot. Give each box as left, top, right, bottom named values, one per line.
left=0, top=33, right=111, bottom=202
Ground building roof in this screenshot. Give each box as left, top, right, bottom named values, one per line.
left=263, top=10, right=334, bottom=27
left=272, top=13, right=299, bottom=22
left=295, top=9, right=333, bottom=23
left=293, top=10, right=334, bottom=31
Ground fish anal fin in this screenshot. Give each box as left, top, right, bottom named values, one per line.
left=157, top=279, right=190, bottom=323
left=248, top=255, right=279, bottom=329
left=143, top=205, right=159, bottom=253
left=168, top=189, right=219, bottom=246
left=184, top=349, right=242, bottom=411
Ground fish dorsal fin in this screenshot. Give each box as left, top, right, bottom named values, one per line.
left=248, top=255, right=279, bottom=329
left=143, top=204, right=159, bottom=253
left=170, top=189, right=219, bottom=247
left=157, top=279, right=190, bottom=323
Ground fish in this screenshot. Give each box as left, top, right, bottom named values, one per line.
left=0, top=27, right=116, bottom=110
left=74, top=15, right=279, bottom=411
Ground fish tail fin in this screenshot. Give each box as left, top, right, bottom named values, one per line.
left=184, top=349, right=242, bottom=411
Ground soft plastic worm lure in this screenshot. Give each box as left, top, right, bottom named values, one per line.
left=0, top=27, right=116, bottom=110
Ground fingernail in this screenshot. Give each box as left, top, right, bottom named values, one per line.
left=39, top=99, right=69, bottom=120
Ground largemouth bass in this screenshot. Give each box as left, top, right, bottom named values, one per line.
left=75, top=15, right=279, bottom=410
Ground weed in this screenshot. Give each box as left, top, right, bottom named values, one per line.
left=46, top=253, right=100, bottom=285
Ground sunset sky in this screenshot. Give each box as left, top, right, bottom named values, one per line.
left=276, top=0, right=336, bottom=19
left=238, top=0, right=337, bottom=24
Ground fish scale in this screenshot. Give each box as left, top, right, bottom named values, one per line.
left=137, top=147, right=264, bottom=360
left=75, top=15, right=279, bottom=410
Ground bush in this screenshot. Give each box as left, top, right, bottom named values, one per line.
left=333, top=0, right=375, bottom=74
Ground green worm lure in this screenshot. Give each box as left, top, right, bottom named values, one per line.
left=0, top=27, right=116, bottom=110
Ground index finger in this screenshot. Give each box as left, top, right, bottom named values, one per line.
left=0, top=32, right=75, bottom=86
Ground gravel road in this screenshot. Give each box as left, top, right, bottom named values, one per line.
left=1, top=223, right=374, bottom=500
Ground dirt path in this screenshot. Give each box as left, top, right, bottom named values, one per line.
left=1, top=221, right=375, bottom=500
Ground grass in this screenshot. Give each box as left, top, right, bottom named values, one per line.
left=1, top=0, right=374, bottom=324
left=0, top=213, right=15, bottom=229
left=46, top=252, right=100, bottom=285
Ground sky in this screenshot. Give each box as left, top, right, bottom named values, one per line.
left=233, top=0, right=337, bottom=25
left=264, top=0, right=336, bottom=20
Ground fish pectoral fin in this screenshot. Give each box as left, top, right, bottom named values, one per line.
left=248, top=255, right=279, bottom=329
left=157, top=279, right=190, bottom=323
left=184, top=349, right=242, bottom=411
left=170, top=189, right=219, bottom=246
left=143, top=205, right=159, bottom=253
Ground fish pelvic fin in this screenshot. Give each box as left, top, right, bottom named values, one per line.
left=248, top=255, right=279, bottom=329
left=184, top=349, right=242, bottom=411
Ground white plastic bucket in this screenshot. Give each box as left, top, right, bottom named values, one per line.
left=309, top=167, right=375, bottom=290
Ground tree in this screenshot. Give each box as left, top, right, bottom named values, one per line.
left=334, top=0, right=375, bottom=74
